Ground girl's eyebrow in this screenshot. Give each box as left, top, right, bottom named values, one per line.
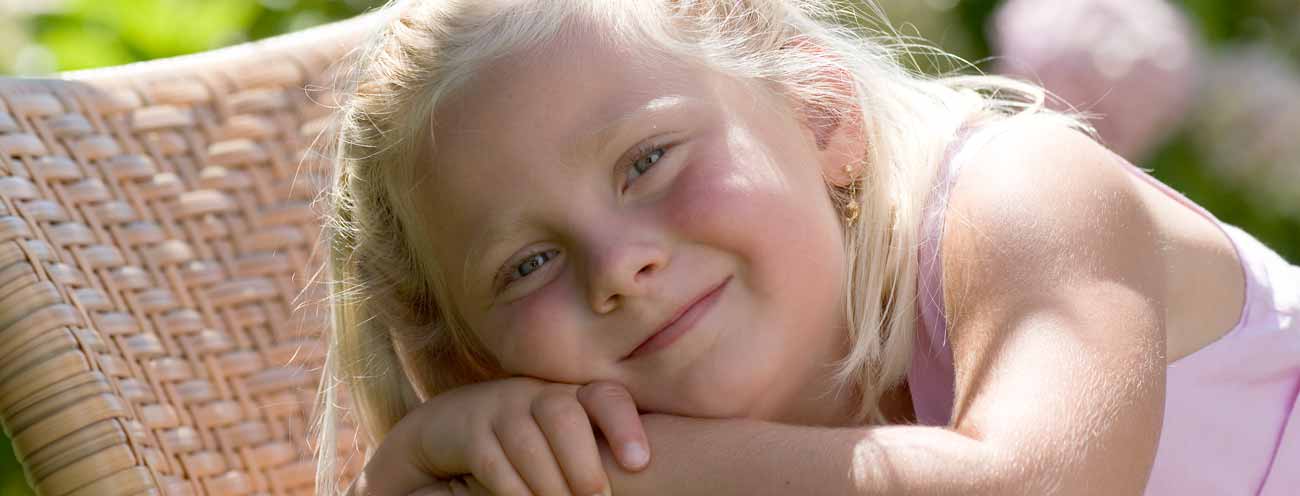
left=464, top=213, right=531, bottom=290
left=576, top=95, right=697, bottom=158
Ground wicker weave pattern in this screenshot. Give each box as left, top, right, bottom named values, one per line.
left=0, top=16, right=373, bottom=495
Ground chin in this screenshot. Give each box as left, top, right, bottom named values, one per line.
left=661, top=358, right=780, bottom=419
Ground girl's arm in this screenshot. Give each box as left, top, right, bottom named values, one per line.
left=604, top=117, right=1168, bottom=495
left=601, top=415, right=1004, bottom=495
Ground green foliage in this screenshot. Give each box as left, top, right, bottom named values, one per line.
left=12, top=0, right=384, bottom=73
left=32, top=19, right=136, bottom=70
left=0, top=434, right=28, bottom=495
left=58, top=0, right=260, bottom=64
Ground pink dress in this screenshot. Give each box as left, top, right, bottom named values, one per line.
left=907, top=121, right=1300, bottom=495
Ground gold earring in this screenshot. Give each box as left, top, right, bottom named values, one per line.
left=843, top=164, right=860, bottom=224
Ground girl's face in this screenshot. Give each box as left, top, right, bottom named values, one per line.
left=422, top=27, right=858, bottom=424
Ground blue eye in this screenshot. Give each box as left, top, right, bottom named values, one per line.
left=507, top=249, right=557, bottom=283
left=494, top=142, right=671, bottom=292
left=626, top=145, right=666, bottom=184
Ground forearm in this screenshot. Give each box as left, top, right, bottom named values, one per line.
left=604, top=415, right=1014, bottom=496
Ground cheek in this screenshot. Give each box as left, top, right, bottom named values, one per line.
left=664, top=128, right=848, bottom=357
left=667, top=138, right=786, bottom=240
left=666, top=131, right=845, bottom=284
left=484, top=278, right=590, bottom=381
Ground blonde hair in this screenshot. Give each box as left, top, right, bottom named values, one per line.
left=314, top=0, right=1071, bottom=493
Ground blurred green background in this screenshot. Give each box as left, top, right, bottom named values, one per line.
left=0, top=0, right=1296, bottom=494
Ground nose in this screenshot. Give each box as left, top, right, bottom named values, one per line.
left=585, top=234, right=667, bottom=314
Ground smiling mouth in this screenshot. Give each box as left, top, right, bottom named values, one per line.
left=623, top=276, right=731, bottom=360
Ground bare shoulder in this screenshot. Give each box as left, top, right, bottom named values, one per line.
left=934, top=114, right=1170, bottom=492
left=940, top=114, right=1165, bottom=326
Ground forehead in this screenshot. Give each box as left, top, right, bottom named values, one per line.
left=430, top=24, right=702, bottom=169
left=419, top=26, right=722, bottom=279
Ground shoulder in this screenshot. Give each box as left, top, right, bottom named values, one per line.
left=932, top=113, right=1170, bottom=492
left=940, top=113, right=1165, bottom=322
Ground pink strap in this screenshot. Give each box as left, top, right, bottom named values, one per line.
left=908, top=126, right=973, bottom=425
left=908, top=120, right=1028, bottom=425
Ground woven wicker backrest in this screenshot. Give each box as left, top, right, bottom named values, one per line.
left=0, top=15, right=374, bottom=495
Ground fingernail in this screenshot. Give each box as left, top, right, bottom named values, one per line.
left=592, top=489, right=612, bottom=496
left=622, top=442, right=649, bottom=468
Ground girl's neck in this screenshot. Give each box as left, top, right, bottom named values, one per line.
left=767, top=378, right=914, bottom=427
left=770, top=388, right=860, bottom=427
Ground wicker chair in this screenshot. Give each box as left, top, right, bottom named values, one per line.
left=0, top=15, right=375, bottom=495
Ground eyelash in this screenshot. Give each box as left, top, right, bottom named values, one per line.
left=622, top=139, right=672, bottom=191
left=494, top=139, right=675, bottom=292
left=497, top=248, right=560, bottom=290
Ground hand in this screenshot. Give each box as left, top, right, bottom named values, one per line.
left=348, top=378, right=650, bottom=496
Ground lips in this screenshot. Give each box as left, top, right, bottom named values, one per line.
left=624, top=276, right=731, bottom=360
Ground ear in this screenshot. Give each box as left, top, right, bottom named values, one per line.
left=782, top=38, right=868, bottom=188
left=808, top=104, right=866, bottom=188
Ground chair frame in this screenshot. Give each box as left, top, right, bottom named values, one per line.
left=0, top=14, right=374, bottom=495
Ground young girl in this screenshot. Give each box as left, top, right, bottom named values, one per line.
left=316, top=1, right=1300, bottom=495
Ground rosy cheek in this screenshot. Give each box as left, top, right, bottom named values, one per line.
left=666, top=134, right=794, bottom=241
left=492, top=277, right=587, bottom=379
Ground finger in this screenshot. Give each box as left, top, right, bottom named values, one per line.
left=362, top=415, right=445, bottom=496
left=532, top=392, right=610, bottom=496
left=493, top=417, right=569, bottom=496
left=577, top=381, right=650, bottom=471
left=465, top=431, right=533, bottom=496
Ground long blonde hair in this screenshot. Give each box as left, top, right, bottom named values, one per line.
left=315, top=1, right=1062, bottom=493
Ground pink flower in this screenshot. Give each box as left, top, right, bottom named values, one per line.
left=991, top=0, right=1201, bottom=162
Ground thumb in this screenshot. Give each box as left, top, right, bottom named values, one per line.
left=577, top=380, right=651, bottom=471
